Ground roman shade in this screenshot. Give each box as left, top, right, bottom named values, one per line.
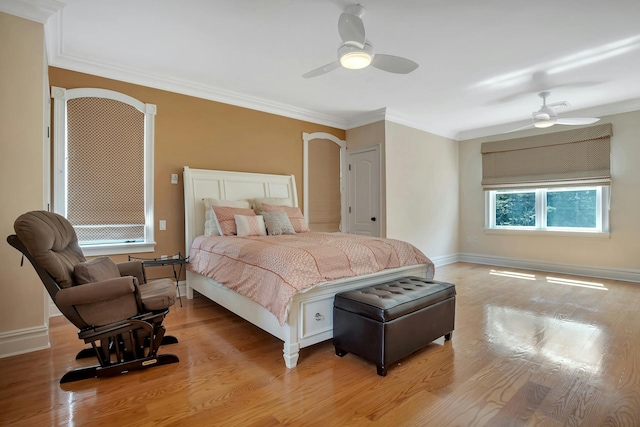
left=66, top=97, right=145, bottom=242
left=481, top=123, right=612, bottom=190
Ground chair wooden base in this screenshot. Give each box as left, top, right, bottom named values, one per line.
left=75, top=335, right=179, bottom=360
left=61, top=353, right=179, bottom=383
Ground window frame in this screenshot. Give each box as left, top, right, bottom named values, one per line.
left=485, top=185, right=610, bottom=238
left=51, top=86, right=156, bottom=255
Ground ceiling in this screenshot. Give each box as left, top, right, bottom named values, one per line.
left=10, top=0, right=640, bottom=140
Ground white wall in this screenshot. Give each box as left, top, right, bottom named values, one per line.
left=459, top=110, right=640, bottom=278
left=384, top=121, right=459, bottom=263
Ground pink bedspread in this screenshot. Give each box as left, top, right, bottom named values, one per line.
left=188, top=232, right=434, bottom=325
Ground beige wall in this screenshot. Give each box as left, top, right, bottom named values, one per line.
left=384, top=121, right=459, bottom=261
left=0, top=13, right=46, bottom=333
left=459, top=110, right=640, bottom=269
left=48, top=67, right=345, bottom=275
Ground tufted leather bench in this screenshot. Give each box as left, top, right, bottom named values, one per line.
left=333, top=277, right=456, bottom=376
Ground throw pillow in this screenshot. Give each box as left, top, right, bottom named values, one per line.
left=262, top=211, right=296, bottom=236
left=74, top=256, right=121, bottom=285
left=261, top=203, right=310, bottom=233
left=204, top=198, right=251, bottom=236
left=235, top=214, right=267, bottom=237
left=212, top=206, right=256, bottom=236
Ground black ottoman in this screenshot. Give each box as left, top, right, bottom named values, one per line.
left=333, top=277, right=456, bottom=376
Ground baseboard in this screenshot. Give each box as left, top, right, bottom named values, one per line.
left=177, top=280, right=186, bottom=300
left=431, top=253, right=460, bottom=267
left=0, top=324, right=50, bottom=359
left=49, top=300, right=62, bottom=317
left=459, top=252, right=640, bottom=283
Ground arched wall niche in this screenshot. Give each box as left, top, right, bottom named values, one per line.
left=302, top=132, right=346, bottom=232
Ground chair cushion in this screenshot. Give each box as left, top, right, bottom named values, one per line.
left=139, top=278, right=176, bottom=311
left=74, top=257, right=121, bottom=285
left=14, top=211, right=85, bottom=288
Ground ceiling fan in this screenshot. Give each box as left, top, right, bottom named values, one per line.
left=505, top=91, right=600, bottom=133
left=302, top=4, right=419, bottom=78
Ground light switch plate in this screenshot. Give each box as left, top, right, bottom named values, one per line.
left=159, top=220, right=166, bottom=230
left=171, top=174, right=178, bottom=184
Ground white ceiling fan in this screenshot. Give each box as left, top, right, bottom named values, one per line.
left=303, top=4, right=419, bottom=78
left=505, top=91, right=600, bottom=133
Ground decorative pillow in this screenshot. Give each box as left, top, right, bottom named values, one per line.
left=212, top=206, right=256, bottom=236
left=235, top=214, right=267, bottom=237
left=261, top=203, right=310, bottom=233
left=262, top=211, right=296, bottom=236
left=204, top=198, right=251, bottom=236
left=73, top=256, right=121, bottom=285
left=252, top=197, right=293, bottom=214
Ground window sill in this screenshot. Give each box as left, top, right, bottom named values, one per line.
left=484, top=228, right=610, bottom=239
left=80, top=242, right=156, bottom=256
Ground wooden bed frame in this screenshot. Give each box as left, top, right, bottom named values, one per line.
left=183, top=167, right=431, bottom=368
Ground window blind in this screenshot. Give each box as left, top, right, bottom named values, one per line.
left=66, top=97, right=145, bottom=242
left=481, top=123, right=612, bottom=190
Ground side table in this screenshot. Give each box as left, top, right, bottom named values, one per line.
left=128, top=253, right=189, bottom=307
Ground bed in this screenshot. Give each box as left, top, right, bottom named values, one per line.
left=183, top=167, right=434, bottom=368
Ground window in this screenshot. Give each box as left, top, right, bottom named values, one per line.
left=487, top=186, right=609, bottom=234
left=481, top=123, right=612, bottom=237
left=51, top=87, right=156, bottom=255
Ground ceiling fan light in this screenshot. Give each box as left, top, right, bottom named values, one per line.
left=340, top=51, right=372, bottom=69
left=534, top=119, right=556, bottom=128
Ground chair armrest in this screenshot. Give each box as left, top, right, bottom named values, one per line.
left=117, top=260, right=146, bottom=285
left=56, top=277, right=136, bottom=307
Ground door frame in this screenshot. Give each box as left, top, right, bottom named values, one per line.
left=302, top=132, right=347, bottom=232
left=346, top=144, right=382, bottom=236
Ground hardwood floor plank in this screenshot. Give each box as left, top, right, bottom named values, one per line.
left=1, top=262, right=639, bottom=426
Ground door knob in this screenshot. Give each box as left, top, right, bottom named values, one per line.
left=371, top=217, right=377, bottom=221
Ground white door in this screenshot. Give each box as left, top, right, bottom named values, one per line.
left=348, top=146, right=380, bottom=237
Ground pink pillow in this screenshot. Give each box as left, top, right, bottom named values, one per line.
left=212, top=206, right=256, bottom=236
left=261, top=203, right=310, bottom=233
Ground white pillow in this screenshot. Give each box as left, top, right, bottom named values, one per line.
left=204, top=198, right=251, bottom=236
left=235, top=214, right=267, bottom=237
left=252, top=197, right=293, bottom=214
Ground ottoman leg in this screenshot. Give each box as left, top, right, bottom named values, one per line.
left=444, top=332, right=452, bottom=341
left=335, top=347, right=348, bottom=357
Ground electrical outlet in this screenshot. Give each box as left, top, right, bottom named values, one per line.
left=171, top=173, right=178, bottom=184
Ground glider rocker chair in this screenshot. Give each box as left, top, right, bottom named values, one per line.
left=7, top=211, right=179, bottom=384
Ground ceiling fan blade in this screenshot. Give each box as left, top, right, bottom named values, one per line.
left=338, top=12, right=365, bottom=48
left=370, top=54, right=419, bottom=74
left=555, top=117, right=601, bottom=125
left=302, top=61, right=341, bottom=78
left=502, top=123, right=535, bottom=134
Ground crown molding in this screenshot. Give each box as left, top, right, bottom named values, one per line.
left=384, top=108, right=458, bottom=140
left=0, top=0, right=66, bottom=24
left=49, top=52, right=349, bottom=130
left=344, top=108, right=387, bottom=129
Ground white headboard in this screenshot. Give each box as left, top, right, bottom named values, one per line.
left=183, top=167, right=298, bottom=256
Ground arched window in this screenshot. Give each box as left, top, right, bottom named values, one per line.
left=51, top=87, right=156, bottom=255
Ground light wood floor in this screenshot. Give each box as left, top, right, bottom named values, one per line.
left=1, top=262, right=639, bottom=426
